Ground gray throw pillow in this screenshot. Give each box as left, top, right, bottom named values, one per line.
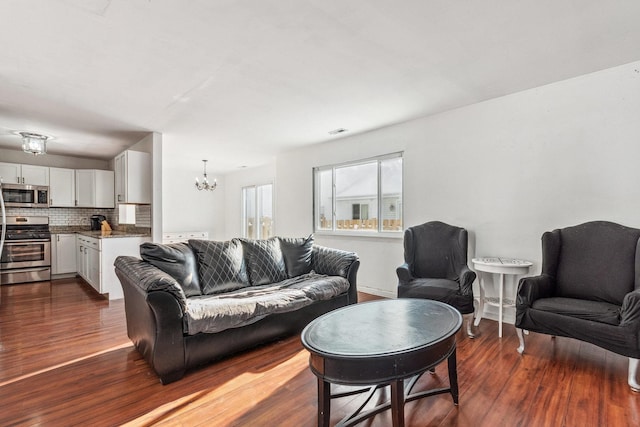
left=240, top=238, right=288, bottom=285
left=279, top=235, right=314, bottom=278
left=140, top=242, right=201, bottom=297
left=189, top=239, right=249, bottom=294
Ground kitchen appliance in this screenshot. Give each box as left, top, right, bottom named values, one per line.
left=0, top=182, right=6, bottom=290
left=90, top=215, right=107, bottom=231
left=0, top=216, right=51, bottom=285
left=0, top=183, right=49, bottom=208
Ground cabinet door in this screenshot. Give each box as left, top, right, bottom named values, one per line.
left=49, top=168, right=76, bottom=207
left=114, top=153, right=125, bottom=204
left=53, top=234, right=77, bottom=274
left=125, top=151, right=151, bottom=204
left=94, top=170, right=115, bottom=208
left=0, top=162, right=20, bottom=184
left=75, top=170, right=95, bottom=207
left=76, top=237, right=87, bottom=279
left=87, top=246, right=101, bottom=292
left=21, top=165, right=49, bottom=185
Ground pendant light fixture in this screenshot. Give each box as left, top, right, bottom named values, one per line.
left=195, top=160, right=217, bottom=191
left=20, top=132, right=49, bottom=155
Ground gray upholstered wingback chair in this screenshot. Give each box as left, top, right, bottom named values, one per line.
left=396, top=221, right=476, bottom=337
left=516, top=221, right=640, bottom=391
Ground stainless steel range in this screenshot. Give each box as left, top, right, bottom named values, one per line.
left=0, top=216, right=51, bottom=285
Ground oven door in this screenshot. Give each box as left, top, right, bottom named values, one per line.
left=0, top=240, right=51, bottom=269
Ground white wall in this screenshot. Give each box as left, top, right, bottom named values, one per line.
left=268, top=60, right=640, bottom=316
left=222, top=163, right=276, bottom=241
left=161, top=136, right=226, bottom=240
left=0, top=147, right=109, bottom=169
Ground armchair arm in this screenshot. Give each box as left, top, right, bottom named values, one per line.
left=396, top=263, right=414, bottom=285
left=516, top=274, right=554, bottom=308
left=459, top=265, right=476, bottom=297
left=620, top=289, right=640, bottom=328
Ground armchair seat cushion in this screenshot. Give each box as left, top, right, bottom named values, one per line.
left=532, top=297, right=621, bottom=326
left=399, top=278, right=474, bottom=314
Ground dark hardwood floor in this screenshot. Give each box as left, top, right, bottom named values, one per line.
left=0, top=278, right=638, bottom=426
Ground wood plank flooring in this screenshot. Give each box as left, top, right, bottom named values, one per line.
left=0, top=278, right=638, bottom=426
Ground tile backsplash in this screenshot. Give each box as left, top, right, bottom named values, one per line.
left=4, top=205, right=151, bottom=228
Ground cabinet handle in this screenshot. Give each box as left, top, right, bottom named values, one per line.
left=79, top=245, right=83, bottom=252
left=50, top=198, right=53, bottom=205
left=17, top=177, right=20, bottom=183
left=117, top=194, right=122, bottom=202
left=57, top=235, right=60, bottom=242
left=22, top=177, right=24, bottom=184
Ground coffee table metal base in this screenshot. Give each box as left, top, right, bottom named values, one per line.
left=315, top=347, right=458, bottom=427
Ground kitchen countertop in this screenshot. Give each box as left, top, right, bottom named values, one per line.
left=50, top=226, right=151, bottom=239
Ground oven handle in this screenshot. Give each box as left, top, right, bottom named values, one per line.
left=3, top=239, right=51, bottom=244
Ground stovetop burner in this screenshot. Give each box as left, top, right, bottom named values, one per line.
left=2, top=216, right=51, bottom=241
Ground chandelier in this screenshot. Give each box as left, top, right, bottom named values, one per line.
left=195, top=160, right=217, bottom=191
left=20, top=132, right=49, bottom=155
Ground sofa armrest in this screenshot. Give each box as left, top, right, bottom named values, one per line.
left=459, top=265, right=476, bottom=297
left=114, top=256, right=188, bottom=311
left=396, top=263, right=414, bottom=285
left=312, top=245, right=359, bottom=304
left=312, top=246, right=358, bottom=277
left=620, top=289, right=640, bottom=327
left=516, top=274, right=554, bottom=308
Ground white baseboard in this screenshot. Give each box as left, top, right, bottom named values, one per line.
left=358, top=286, right=396, bottom=299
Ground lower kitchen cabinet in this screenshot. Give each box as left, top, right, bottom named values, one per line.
left=51, top=234, right=77, bottom=275
left=76, top=234, right=147, bottom=299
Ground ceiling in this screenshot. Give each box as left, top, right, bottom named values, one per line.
left=1, top=0, right=639, bottom=172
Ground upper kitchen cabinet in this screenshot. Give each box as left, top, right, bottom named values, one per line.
left=49, top=167, right=76, bottom=207
left=0, top=162, right=49, bottom=185
left=114, top=150, right=151, bottom=204
left=76, top=169, right=115, bottom=208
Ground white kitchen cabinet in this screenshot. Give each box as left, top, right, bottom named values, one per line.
left=75, top=169, right=115, bottom=208
left=162, top=231, right=209, bottom=244
left=76, top=234, right=147, bottom=299
left=77, top=235, right=99, bottom=291
left=114, top=150, right=151, bottom=204
left=51, top=234, right=77, bottom=275
left=0, top=162, right=49, bottom=185
left=49, top=167, right=76, bottom=207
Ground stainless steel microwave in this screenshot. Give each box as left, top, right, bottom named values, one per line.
left=0, top=183, right=49, bottom=208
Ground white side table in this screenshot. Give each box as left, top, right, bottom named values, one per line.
left=472, top=257, right=532, bottom=338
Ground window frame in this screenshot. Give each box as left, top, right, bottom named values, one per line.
left=313, top=152, right=403, bottom=237
left=241, top=182, right=274, bottom=239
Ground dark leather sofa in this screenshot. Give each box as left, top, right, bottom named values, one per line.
left=114, top=236, right=359, bottom=384
left=515, top=221, right=640, bottom=391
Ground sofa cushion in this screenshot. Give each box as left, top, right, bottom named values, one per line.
left=532, top=297, right=621, bottom=326
left=279, top=235, right=314, bottom=278
left=184, top=273, right=350, bottom=335
left=240, top=238, right=288, bottom=286
left=139, top=242, right=201, bottom=297
left=189, top=239, right=249, bottom=294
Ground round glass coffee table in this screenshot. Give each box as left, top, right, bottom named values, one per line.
left=301, top=299, right=462, bottom=427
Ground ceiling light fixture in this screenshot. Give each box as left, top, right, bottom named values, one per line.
left=20, top=132, right=49, bottom=155
left=195, top=160, right=217, bottom=191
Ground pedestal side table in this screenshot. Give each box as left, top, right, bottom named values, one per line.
left=472, top=257, right=532, bottom=338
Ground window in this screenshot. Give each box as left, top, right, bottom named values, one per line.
left=242, top=183, right=273, bottom=239
left=314, top=153, right=403, bottom=233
